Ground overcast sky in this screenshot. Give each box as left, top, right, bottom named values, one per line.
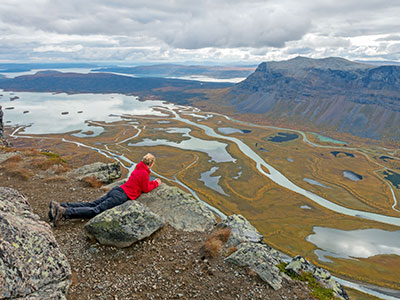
left=1, top=0, right=400, bottom=64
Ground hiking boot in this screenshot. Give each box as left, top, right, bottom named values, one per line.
left=48, top=201, right=60, bottom=221
left=53, top=205, right=66, bottom=227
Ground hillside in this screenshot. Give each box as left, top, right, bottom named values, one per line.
left=0, top=71, right=232, bottom=105
left=0, top=147, right=318, bottom=300
left=93, top=64, right=256, bottom=79
left=223, top=56, right=400, bottom=141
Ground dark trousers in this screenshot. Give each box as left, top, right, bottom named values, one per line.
left=62, top=186, right=129, bottom=219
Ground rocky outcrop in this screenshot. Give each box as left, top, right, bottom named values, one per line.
left=85, top=200, right=164, bottom=248
left=0, top=187, right=71, bottom=299
left=69, top=162, right=121, bottom=184
left=138, top=184, right=217, bottom=232
left=0, top=105, right=10, bottom=147
left=286, top=256, right=349, bottom=300
left=219, top=215, right=349, bottom=299
left=216, top=214, right=263, bottom=247
left=225, top=242, right=289, bottom=290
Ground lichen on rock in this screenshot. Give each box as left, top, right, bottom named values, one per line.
left=69, top=162, right=121, bottom=184
left=0, top=187, right=71, bottom=299
left=286, top=255, right=349, bottom=300
left=85, top=200, right=164, bottom=248
left=216, top=214, right=263, bottom=247
left=138, top=184, right=217, bottom=232
left=225, top=241, right=289, bottom=290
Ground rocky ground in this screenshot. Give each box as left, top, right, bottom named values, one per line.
left=0, top=147, right=316, bottom=300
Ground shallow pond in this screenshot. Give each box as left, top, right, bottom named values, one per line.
left=307, top=227, right=400, bottom=263
left=199, top=167, right=228, bottom=196
left=312, top=133, right=347, bottom=145
left=303, top=178, right=329, bottom=188
left=218, top=127, right=244, bottom=134
left=343, top=170, right=363, bottom=181
left=383, top=170, right=400, bottom=188
left=128, top=127, right=235, bottom=163
left=267, top=132, right=298, bottom=143
left=331, top=151, right=354, bottom=158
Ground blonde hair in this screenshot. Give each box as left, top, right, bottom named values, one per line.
left=142, top=153, right=155, bottom=167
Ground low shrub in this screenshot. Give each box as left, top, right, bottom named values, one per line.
left=202, top=238, right=223, bottom=258
left=209, top=227, right=231, bottom=243
left=3, top=155, right=23, bottom=163
left=5, top=168, right=32, bottom=181
left=201, top=228, right=232, bottom=258
left=81, top=176, right=103, bottom=188
left=22, top=148, right=41, bottom=156
left=30, top=156, right=66, bottom=170
left=53, top=164, right=71, bottom=174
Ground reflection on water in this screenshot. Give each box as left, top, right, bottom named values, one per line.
left=268, top=132, right=299, bottom=142
left=0, top=91, right=170, bottom=135
left=313, top=133, right=348, bottom=145
left=301, top=205, right=312, bottom=210
left=304, top=178, right=330, bottom=188
left=128, top=127, right=235, bottom=163
left=307, top=227, right=400, bottom=262
left=218, top=127, right=245, bottom=134
left=343, top=170, right=363, bottom=181
left=199, top=167, right=228, bottom=196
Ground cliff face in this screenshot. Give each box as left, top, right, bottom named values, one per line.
left=225, top=57, right=400, bottom=140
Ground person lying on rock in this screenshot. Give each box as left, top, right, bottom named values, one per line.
left=50, top=153, right=162, bottom=227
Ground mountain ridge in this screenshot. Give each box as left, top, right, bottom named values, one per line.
left=223, top=56, right=400, bottom=141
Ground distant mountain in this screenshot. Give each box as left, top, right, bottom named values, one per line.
left=223, top=56, right=400, bottom=141
left=0, top=71, right=232, bottom=105
left=94, top=64, right=256, bottom=79
left=0, top=63, right=99, bottom=73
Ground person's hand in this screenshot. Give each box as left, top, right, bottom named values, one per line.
left=155, top=178, right=162, bottom=185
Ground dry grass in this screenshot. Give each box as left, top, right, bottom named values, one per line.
left=21, top=148, right=41, bottom=156
left=248, top=268, right=258, bottom=277
left=226, top=246, right=237, bottom=257
left=201, top=228, right=232, bottom=258
left=209, top=228, right=231, bottom=243
left=4, top=168, right=32, bottom=181
left=201, top=238, right=223, bottom=258
left=3, top=154, right=23, bottom=163
left=44, top=175, right=67, bottom=183
left=30, top=157, right=65, bottom=170
left=81, top=176, right=103, bottom=188
left=52, top=165, right=71, bottom=174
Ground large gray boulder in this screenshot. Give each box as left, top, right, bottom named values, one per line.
left=286, top=256, right=349, bottom=300
left=138, top=184, right=217, bottom=232
left=0, top=105, right=10, bottom=147
left=85, top=200, right=164, bottom=248
left=216, top=214, right=263, bottom=247
left=225, top=242, right=289, bottom=290
left=0, top=187, right=71, bottom=299
left=69, top=162, right=121, bottom=184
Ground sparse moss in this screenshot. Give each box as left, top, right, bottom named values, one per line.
left=41, top=151, right=60, bottom=158
left=277, top=262, right=336, bottom=300
left=41, top=151, right=67, bottom=163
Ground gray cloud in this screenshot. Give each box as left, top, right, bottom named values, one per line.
left=0, top=0, right=400, bottom=62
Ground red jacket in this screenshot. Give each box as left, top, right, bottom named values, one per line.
left=120, top=161, right=159, bottom=200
